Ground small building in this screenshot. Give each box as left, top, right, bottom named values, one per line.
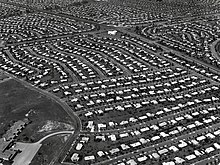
left=71, top=153, right=79, bottom=162
left=84, top=155, right=95, bottom=161
left=107, top=30, right=117, bottom=35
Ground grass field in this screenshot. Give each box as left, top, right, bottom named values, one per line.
left=0, top=78, right=74, bottom=142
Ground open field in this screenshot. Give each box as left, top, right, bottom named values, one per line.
left=0, top=78, right=74, bottom=142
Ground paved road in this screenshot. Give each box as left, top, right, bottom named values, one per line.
left=36, top=131, right=74, bottom=144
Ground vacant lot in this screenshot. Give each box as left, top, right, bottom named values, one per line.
left=0, top=79, right=74, bottom=142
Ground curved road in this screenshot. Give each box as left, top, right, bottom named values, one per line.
left=36, top=131, right=74, bottom=144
